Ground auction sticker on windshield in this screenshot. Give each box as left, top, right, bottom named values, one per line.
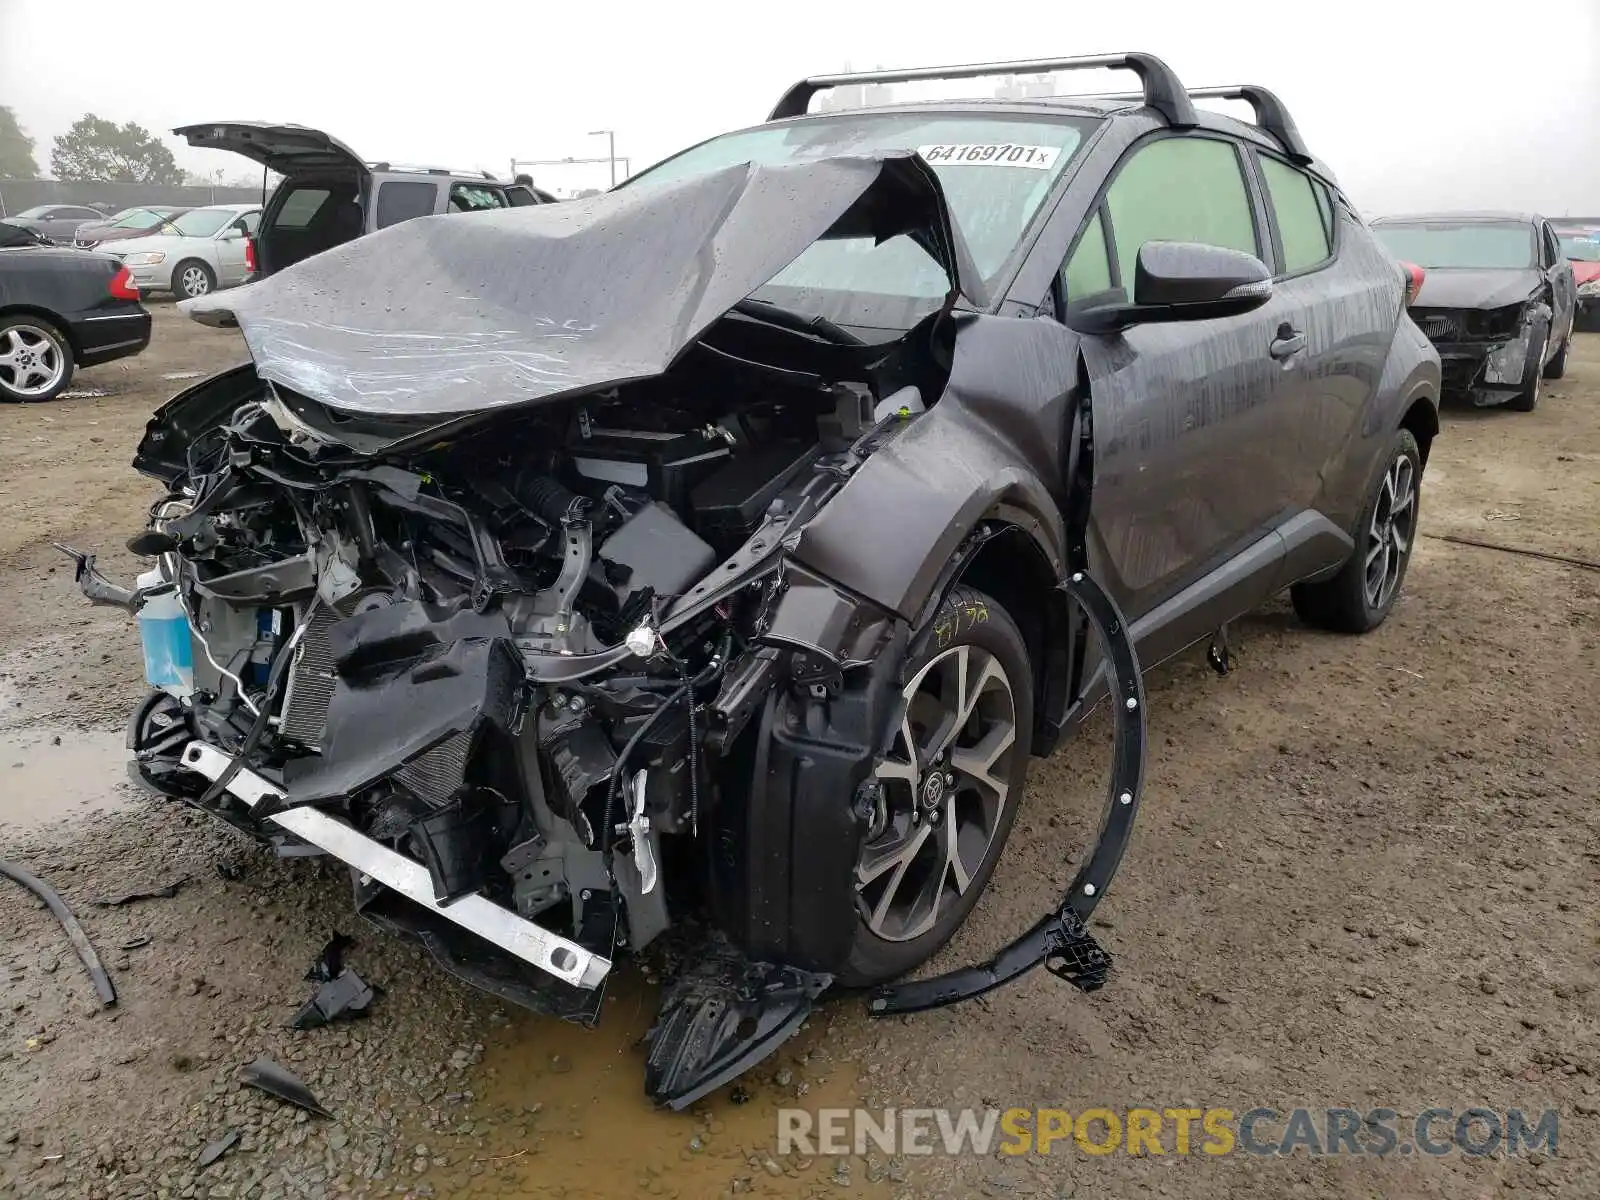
left=917, top=144, right=1060, bottom=170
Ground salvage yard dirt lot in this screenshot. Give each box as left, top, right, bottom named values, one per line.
left=2, top=302, right=1598, bottom=1200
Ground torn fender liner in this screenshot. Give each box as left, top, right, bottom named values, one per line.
left=183, top=153, right=986, bottom=421
left=644, top=936, right=831, bottom=1110
left=868, top=569, right=1145, bottom=1014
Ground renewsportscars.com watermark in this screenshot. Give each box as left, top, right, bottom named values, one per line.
left=777, top=1107, right=1559, bottom=1159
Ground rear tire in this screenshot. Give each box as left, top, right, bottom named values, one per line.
left=0, top=315, right=74, bottom=403
left=836, top=585, right=1033, bottom=988
left=172, top=259, right=215, bottom=299
left=1291, top=429, right=1421, bottom=634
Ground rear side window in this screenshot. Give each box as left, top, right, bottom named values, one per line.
left=1105, top=137, right=1258, bottom=285
left=241, top=211, right=261, bottom=235
left=272, top=187, right=331, bottom=229
left=1259, top=156, right=1332, bottom=273
left=1062, top=211, right=1112, bottom=301
left=375, top=181, right=439, bottom=228
left=448, top=184, right=506, bottom=212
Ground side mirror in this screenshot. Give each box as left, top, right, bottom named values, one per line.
left=1065, top=241, right=1273, bottom=335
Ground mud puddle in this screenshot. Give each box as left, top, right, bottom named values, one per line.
left=0, top=724, right=134, bottom=833
left=435, top=971, right=892, bottom=1199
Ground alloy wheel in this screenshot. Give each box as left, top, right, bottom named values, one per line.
left=180, top=265, right=212, bottom=297
left=1363, top=453, right=1416, bottom=611
left=856, top=643, right=1019, bottom=942
left=0, top=324, right=66, bottom=398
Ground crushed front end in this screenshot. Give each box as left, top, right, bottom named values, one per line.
left=1411, top=299, right=1550, bottom=406
left=64, top=351, right=905, bottom=1084
left=61, top=151, right=1145, bottom=1109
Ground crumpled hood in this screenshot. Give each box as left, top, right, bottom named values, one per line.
left=184, top=153, right=986, bottom=418
left=1413, top=268, right=1541, bottom=311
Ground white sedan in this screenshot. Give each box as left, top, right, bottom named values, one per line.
left=100, top=203, right=261, bottom=299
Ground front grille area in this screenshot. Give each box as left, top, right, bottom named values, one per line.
left=1413, top=305, right=1524, bottom=343
left=278, top=606, right=345, bottom=748
left=1418, top=312, right=1462, bottom=341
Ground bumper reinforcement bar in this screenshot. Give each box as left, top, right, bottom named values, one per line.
left=180, top=741, right=611, bottom=991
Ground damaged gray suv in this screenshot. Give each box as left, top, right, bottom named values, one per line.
left=62, top=54, right=1440, bottom=1107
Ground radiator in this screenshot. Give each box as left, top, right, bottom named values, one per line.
left=278, top=606, right=344, bottom=749
left=395, top=733, right=473, bottom=808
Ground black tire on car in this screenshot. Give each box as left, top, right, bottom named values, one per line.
left=0, top=314, right=74, bottom=403
left=1508, top=325, right=1549, bottom=412
left=173, top=259, right=216, bottom=299
left=1542, top=318, right=1571, bottom=381
left=837, top=585, right=1034, bottom=988
left=1291, top=428, right=1422, bottom=634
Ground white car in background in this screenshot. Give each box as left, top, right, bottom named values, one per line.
left=100, top=203, right=261, bottom=299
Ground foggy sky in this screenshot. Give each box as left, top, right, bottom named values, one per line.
left=2, top=0, right=1597, bottom=215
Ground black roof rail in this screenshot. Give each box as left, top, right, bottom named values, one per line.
left=1186, top=86, right=1311, bottom=164
left=1089, top=83, right=1311, bottom=164
left=768, top=53, right=1197, bottom=129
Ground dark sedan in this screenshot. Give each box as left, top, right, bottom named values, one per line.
left=1372, top=211, right=1577, bottom=412
left=0, top=220, right=52, bottom=249
left=72, top=205, right=190, bottom=249
left=0, top=245, right=152, bottom=401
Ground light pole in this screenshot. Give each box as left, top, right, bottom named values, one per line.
left=589, top=130, right=617, bottom=188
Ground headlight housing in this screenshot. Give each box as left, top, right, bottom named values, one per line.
left=122, top=251, right=166, bottom=266
left=1580, top=279, right=1600, bottom=297
left=1482, top=303, right=1544, bottom=385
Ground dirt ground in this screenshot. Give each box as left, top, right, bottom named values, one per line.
left=1, top=302, right=1597, bottom=1200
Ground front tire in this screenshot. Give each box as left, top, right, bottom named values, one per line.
left=173, top=259, right=215, bottom=299
left=1543, top=317, right=1571, bottom=380
left=1508, top=327, right=1548, bottom=411
left=0, top=316, right=74, bottom=403
left=837, top=585, right=1033, bottom=987
left=1292, top=429, right=1421, bottom=634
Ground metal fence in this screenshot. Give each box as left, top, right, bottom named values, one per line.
left=0, top=180, right=266, bottom=217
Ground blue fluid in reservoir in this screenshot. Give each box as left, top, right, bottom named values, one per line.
left=135, top=570, right=194, bottom=695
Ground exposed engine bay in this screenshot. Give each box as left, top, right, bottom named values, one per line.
left=63, top=307, right=951, bottom=1099
left=110, top=345, right=913, bottom=937
left=61, top=152, right=1148, bottom=1107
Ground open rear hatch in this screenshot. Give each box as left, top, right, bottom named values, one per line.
left=172, top=122, right=368, bottom=179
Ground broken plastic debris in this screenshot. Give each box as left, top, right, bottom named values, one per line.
left=236, top=1057, right=331, bottom=1118
left=93, top=876, right=190, bottom=906
left=196, top=1128, right=240, bottom=1170
left=161, top=371, right=203, bottom=381
left=0, top=858, right=116, bottom=1006
left=305, top=931, right=354, bottom=982
left=58, top=388, right=108, bottom=398
left=289, top=969, right=381, bottom=1030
